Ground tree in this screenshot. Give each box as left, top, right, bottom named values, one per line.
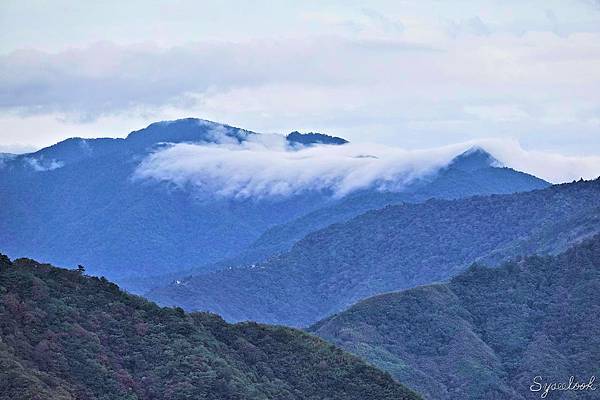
left=0, top=253, right=11, bottom=271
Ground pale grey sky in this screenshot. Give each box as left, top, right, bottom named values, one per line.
left=1, top=0, right=600, bottom=156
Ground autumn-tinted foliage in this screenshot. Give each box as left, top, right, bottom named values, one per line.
left=310, top=235, right=600, bottom=400
left=0, top=256, right=419, bottom=400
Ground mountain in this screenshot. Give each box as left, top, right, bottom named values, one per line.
left=147, top=179, right=600, bottom=327
left=0, top=254, right=420, bottom=400
left=0, top=118, right=340, bottom=284
left=0, top=118, right=548, bottom=290
left=163, top=147, right=548, bottom=281
left=286, top=131, right=349, bottom=146
left=0, top=153, right=16, bottom=166
left=446, top=146, right=501, bottom=171
left=229, top=149, right=548, bottom=268
left=309, top=235, right=600, bottom=400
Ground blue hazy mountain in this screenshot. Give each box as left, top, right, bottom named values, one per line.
left=446, top=146, right=501, bottom=171
left=197, top=147, right=548, bottom=273
left=0, top=119, right=337, bottom=282
left=147, top=179, right=600, bottom=327
left=0, top=118, right=547, bottom=289
left=0, top=153, right=16, bottom=165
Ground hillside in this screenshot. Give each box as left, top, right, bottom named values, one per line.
left=147, top=179, right=600, bottom=327
left=0, top=255, right=419, bottom=400
left=157, top=147, right=548, bottom=283
left=309, top=235, right=600, bottom=400
left=237, top=151, right=548, bottom=268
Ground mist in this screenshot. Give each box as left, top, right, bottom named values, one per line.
left=134, top=134, right=600, bottom=199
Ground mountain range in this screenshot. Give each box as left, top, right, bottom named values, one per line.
left=1, top=117, right=598, bottom=400
left=310, top=234, right=600, bottom=399
left=222, top=147, right=549, bottom=271
left=0, top=118, right=547, bottom=291
left=147, top=178, right=600, bottom=327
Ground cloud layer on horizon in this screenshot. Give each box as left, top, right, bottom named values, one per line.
left=134, top=134, right=600, bottom=199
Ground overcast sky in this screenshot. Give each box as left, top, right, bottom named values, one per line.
left=1, top=0, right=600, bottom=156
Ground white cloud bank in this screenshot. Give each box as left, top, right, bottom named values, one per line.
left=134, top=135, right=600, bottom=199
left=2, top=1, right=600, bottom=155
left=2, top=0, right=600, bottom=164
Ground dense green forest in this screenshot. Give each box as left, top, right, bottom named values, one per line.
left=0, top=255, right=420, bottom=400
left=148, top=178, right=600, bottom=327
left=310, top=235, right=600, bottom=399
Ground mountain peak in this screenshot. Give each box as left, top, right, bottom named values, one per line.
left=286, top=131, right=349, bottom=146
left=126, top=118, right=254, bottom=148
left=448, top=146, right=502, bottom=171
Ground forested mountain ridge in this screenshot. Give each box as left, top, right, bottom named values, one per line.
left=309, top=234, right=600, bottom=400
left=0, top=254, right=420, bottom=400
left=286, top=131, right=348, bottom=145
left=236, top=153, right=548, bottom=269
left=155, top=147, right=548, bottom=284
left=148, top=178, right=600, bottom=327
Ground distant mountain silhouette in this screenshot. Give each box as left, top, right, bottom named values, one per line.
left=446, top=146, right=502, bottom=171
left=127, top=118, right=254, bottom=148
left=0, top=118, right=336, bottom=282
left=286, top=131, right=348, bottom=146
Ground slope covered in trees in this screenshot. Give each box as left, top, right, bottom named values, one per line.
left=236, top=151, right=548, bottom=268
left=0, top=255, right=419, bottom=400
left=143, top=148, right=548, bottom=288
left=148, top=179, right=600, bottom=327
left=310, top=235, right=600, bottom=400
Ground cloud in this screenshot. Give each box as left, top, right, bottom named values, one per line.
left=461, top=138, right=600, bottom=183
left=134, top=134, right=600, bottom=199
left=360, top=8, right=405, bottom=34
left=24, top=157, right=64, bottom=171
left=2, top=29, right=598, bottom=124
left=0, top=143, right=37, bottom=154
left=585, top=0, right=600, bottom=10
left=134, top=132, right=457, bottom=198
left=448, top=16, right=492, bottom=37
left=463, top=104, right=530, bottom=122
left=0, top=38, right=434, bottom=120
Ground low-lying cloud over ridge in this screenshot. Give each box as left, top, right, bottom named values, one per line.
left=135, top=139, right=448, bottom=198
left=134, top=132, right=600, bottom=198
